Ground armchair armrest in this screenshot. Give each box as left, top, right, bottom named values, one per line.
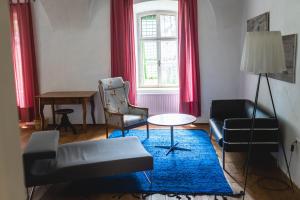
left=104, top=110, right=124, bottom=128
left=224, top=118, right=278, bottom=129
left=104, top=108, right=124, bottom=116
left=128, top=104, right=148, bottom=117
left=210, top=99, right=246, bottom=120
left=223, top=118, right=279, bottom=143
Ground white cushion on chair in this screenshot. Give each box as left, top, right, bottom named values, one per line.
left=124, top=114, right=146, bottom=127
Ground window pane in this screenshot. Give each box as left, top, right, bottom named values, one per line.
left=160, top=15, right=176, bottom=37
left=160, top=40, right=178, bottom=86
left=141, top=15, right=157, bottom=38
left=141, top=40, right=158, bottom=86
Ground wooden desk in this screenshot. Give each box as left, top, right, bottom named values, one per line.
left=37, top=91, right=97, bottom=131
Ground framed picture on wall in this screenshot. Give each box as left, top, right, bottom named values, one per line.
left=269, top=34, right=298, bottom=83
left=247, top=12, right=270, bottom=32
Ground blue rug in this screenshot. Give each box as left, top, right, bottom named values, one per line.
left=79, top=129, right=233, bottom=196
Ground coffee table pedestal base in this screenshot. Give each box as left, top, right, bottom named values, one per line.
left=155, top=126, right=191, bottom=155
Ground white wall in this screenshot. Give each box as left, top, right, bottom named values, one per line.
left=0, top=1, right=26, bottom=199
left=198, top=0, right=244, bottom=122
left=32, top=0, right=111, bottom=124
left=240, top=0, right=300, bottom=187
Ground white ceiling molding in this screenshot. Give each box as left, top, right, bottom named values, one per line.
left=40, top=0, right=93, bottom=30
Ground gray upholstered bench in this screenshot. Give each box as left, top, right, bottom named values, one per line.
left=23, top=130, right=153, bottom=199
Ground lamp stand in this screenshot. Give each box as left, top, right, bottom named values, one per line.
left=242, top=73, right=294, bottom=200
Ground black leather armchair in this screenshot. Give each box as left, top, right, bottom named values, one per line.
left=209, top=99, right=279, bottom=170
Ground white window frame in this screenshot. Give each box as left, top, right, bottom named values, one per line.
left=137, top=11, right=178, bottom=89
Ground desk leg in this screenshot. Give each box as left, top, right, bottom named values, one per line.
left=51, top=103, right=56, bottom=126
left=90, top=97, right=96, bottom=124
left=82, top=98, right=88, bottom=132
left=39, top=103, right=45, bottom=130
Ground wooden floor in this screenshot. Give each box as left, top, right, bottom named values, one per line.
left=20, top=123, right=300, bottom=200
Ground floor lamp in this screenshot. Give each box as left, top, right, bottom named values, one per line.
left=240, top=31, right=294, bottom=199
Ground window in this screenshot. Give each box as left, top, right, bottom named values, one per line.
left=137, top=12, right=178, bottom=88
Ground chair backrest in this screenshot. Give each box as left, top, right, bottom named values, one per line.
left=98, top=77, right=130, bottom=114
left=244, top=100, right=270, bottom=118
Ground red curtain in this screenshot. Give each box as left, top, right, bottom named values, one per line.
left=110, top=0, right=137, bottom=104
left=178, top=0, right=201, bottom=116
left=10, top=2, right=39, bottom=122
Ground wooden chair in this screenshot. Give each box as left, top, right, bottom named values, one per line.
left=98, top=77, right=149, bottom=138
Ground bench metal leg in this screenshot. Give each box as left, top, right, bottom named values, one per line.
left=27, top=186, right=35, bottom=200
left=143, top=171, right=153, bottom=184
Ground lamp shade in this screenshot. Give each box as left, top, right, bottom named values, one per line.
left=240, top=31, right=286, bottom=74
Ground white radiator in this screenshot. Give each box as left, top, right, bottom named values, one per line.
left=137, top=93, right=179, bottom=115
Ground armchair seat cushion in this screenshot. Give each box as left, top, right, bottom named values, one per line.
left=124, top=114, right=147, bottom=127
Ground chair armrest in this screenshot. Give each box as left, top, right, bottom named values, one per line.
left=210, top=99, right=246, bottom=120
left=105, top=110, right=124, bottom=128
left=128, top=104, right=148, bottom=117
left=104, top=109, right=124, bottom=116
left=224, top=118, right=278, bottom=129
left=223, top=118, right=279, bottom=144
left=23, top=130, right=59, bottom=161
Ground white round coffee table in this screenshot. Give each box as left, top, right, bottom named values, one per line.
left=147, top=113, right=197, bottom=155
